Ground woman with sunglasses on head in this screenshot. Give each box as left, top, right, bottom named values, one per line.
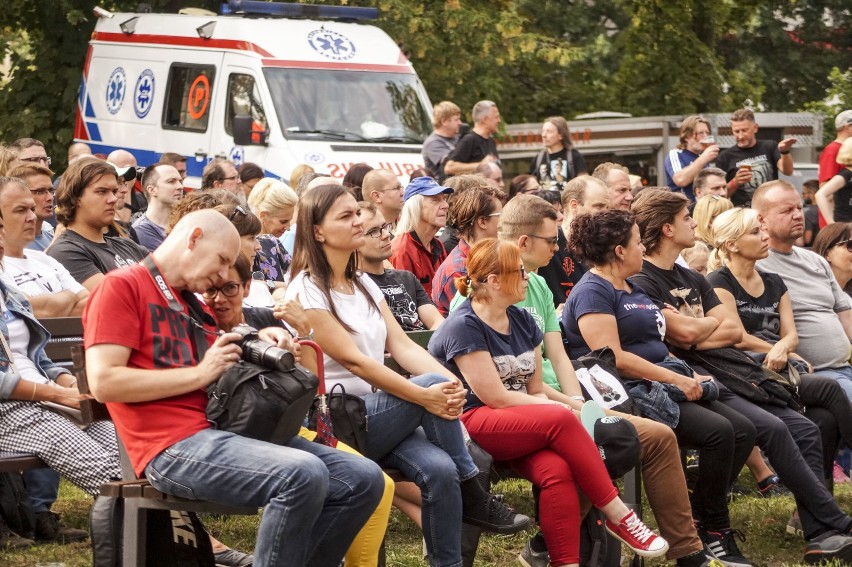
left=562, top=209, right=755, bottom=567
left=432, top=183, right=506, bottom=316
left=282, top=183, right=529, bottom=567
left=247, top=178, right=297, bottom=299
left=429, top=238, right=667, bottom=567
left=200, top=252, right=395, bottom=567
left=707, top=208, right=852, bottom=515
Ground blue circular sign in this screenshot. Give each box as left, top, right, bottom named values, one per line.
left=307, top=29, right=356, bottom=61
left=106, top=67, right=127, bottom=115
left=133, top=69, right=155, bottom=119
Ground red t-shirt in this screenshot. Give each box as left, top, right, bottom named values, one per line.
left=389, top=231, right=446, bottom=297
left=819, top=140, right=843, bottom=183
left=83, top=262, right=213, bottom=476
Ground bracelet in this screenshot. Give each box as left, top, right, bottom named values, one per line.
left=569, top=395, right=585, bottom=402
left=30, top=382, right=36, bottom=401
left=779, top=150, right=790, bottom=155
left=296, top=328, right=314, bottom=341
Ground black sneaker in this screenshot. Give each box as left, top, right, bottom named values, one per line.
left=462, top=494, right=530, bottom=535
left=34, top=511, right=88, bottom=543
left=702, top=528, right=752, bottom=567
left=756, top=474, right=791, bottom=498
left=803, top=531, right=852, bottom=564
left=214, top=548, right=254, bottom=567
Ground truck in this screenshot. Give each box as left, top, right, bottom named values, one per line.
left=497, top=112, right=824, bottom=192
left=75, top=0, right=432, bottom=188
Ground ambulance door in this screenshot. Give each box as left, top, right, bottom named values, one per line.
left=160, top=52, right=223, bottom=182
left=214, top=60, right=276, bottom=177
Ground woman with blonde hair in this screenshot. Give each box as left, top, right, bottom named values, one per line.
left=693, top=194, right=733, bottom=247
left=707, top=207, right=852, bottom=494
left=247, top=178, right=298, bottom=294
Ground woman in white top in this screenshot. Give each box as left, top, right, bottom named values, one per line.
left=283, top=183, right=529, bottom=567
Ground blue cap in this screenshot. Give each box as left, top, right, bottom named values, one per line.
left=403, top=176, right=454, bottom=202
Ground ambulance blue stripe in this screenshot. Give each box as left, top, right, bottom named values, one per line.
left=86, top=122, right=102, bottom=142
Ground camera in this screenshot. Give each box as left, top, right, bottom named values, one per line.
left=231, top=325, right=295, bottom=372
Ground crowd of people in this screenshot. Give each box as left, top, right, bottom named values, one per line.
left=0, top=105, right=850, bottom=567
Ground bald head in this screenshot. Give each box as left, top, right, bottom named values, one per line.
left=106, top=149, right=137, bottom=169
left=362, top=169, right=397, bottom=195
left=68, top=142, right=92, bottom=164
left=752, top=180, right=804, bottom=250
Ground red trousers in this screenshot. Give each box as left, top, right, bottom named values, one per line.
left=461, top=404, right=619, bottom=565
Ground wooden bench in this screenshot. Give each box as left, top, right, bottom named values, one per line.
left=71, top=346, right=259, bottom=566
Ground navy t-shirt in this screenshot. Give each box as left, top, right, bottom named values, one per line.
left=429, top=300, right=543, bottom=411
left=563, top=272, right=669, bottom=363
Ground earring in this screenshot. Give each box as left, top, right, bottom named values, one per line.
left=318, top=237, right=325, bottom=243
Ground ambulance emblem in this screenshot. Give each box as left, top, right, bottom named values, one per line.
left=307, top=29, right=356, bottom=61
left=133, top=69, right=155, bottom=119
left=106, top=67, right=127, bottom=115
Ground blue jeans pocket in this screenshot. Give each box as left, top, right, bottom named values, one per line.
left=145, top=463, right=198, bottom=500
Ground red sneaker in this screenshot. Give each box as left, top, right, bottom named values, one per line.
left=605, top=510, right=669, bottom=557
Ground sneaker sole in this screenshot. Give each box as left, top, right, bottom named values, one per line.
left=704, top=543, right=753, bottom=567
left=464, top=515, right=531, bottom=535
left=605, top=526, right=669, bottom=558
left=803, top=539, right=852, bottom=564
left=517, top=551, right=548, bottom=567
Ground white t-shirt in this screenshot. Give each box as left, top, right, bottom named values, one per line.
left=3, top=250, right=86, bottom=297
left=0, top=296, right=48, bottom=384
left=285, top=271, right=387, bottom=397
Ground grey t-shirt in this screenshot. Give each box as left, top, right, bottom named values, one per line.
left=757, top=247, right=851, bottom=369
left=421, top=132, right=458, bottom=175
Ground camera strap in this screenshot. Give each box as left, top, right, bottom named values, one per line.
left=142, top=256, right=214, bottom=360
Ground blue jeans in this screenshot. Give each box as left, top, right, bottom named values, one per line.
left=145, top=429, right=384, bottom=567
left=364, top=373, right=478, bottom=567
left=23, top=468, right=60, bottom=514
left=815, top=365, right=852, bottom=400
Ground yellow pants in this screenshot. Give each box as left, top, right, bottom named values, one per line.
left=298, top=427, right=394, bottom=566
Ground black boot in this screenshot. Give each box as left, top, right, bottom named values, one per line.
left=460, top=476, right=530, bottom=535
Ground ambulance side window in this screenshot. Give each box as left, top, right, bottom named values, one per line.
left=162, top=64, right=216, bottom=132
left=225, top=74, right=268, bottom=144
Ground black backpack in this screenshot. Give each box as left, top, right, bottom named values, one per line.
left=0, top=471, right=35, bottom=539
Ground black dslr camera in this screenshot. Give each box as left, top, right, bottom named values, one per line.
left=231, top=325, right=295, bottom=372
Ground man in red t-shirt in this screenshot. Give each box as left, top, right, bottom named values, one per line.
left=83, top=210, right=384, bottom=566
left=817, top=110, right=852, bottom=228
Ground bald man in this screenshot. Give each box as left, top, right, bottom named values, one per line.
left=84, top=210, right=385, bottom=567
left=362, top=169, right=404, bottom=226
left=67, top=142, right=92, bottom=165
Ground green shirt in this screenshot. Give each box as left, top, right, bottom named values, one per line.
left=449, top=272, right=563, bottom=390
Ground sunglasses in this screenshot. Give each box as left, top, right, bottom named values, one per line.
left=228, top=205, right=248, bottom=221
left=835, top=239, right=852, bottom=253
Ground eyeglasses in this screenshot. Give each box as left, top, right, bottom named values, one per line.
left=20, top=156, right=52, bottom=166
left=223, top=174, right=240, bottom=182
left=835, top=239, right=852, bottom=252
left=526, top=234, right=558, bottom=246
left=365, top=222, right=393, bottom=239
left=201, top=282, right=242, bottom=299
left=228, top=205, right=248, bottom=221
left=30, top=188, right=55, bottom=197
left=378, top=184, right=403, bottom=193
left=479, top=265, right=527, bottom=283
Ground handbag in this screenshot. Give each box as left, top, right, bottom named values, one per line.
left=572, top=346, right=636, bottom=415
left=308, top=382, right=368, bottom=454
left=206, top=359, right=319, bottom=444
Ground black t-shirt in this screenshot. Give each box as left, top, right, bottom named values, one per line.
left=537, top=227, right=588, bottom=307
left=630, top=260, right=722, bottom=319
left=716, top=139, right=781, bottom=206
left=706, top=266, right=787, bottom=343
left=832, top=168, right=852, bottom=222
left=529, top=147, right=587, bottom=186
left=446, top=132, right=498, bottom=165
left=47, top=229, right=149, bottom=284
left=367, top=269, right=432, bottom=331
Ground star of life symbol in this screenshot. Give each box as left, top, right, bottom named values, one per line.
left=106, top=67, right=127, bottom=115
left=134, top=69, right=155, bottom=119
left=307, top=29, right=356, bottom=61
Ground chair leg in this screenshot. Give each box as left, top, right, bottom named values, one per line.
left=123, top=499, right=146, bottom=567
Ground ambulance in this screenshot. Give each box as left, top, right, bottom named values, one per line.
left=75, top=1, right=432, bottom=187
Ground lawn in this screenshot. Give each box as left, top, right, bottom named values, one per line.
left=3, top=475, right=851, bottom=566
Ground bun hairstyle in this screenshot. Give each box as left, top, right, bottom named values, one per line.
left=456, top=238, right=524, bottom=303
left=568, top=209, right=634, bottom=266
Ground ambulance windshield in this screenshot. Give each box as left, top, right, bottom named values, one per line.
left=264, top=68, right=432, bottom=144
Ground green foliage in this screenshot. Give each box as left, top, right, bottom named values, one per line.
left=802, top=67, right=852, bottom=145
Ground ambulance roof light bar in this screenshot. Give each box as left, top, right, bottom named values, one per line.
left=220, top=0, right=378, bottom=21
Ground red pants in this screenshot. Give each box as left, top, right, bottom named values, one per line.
left=461, top=404, right=619, bottom=565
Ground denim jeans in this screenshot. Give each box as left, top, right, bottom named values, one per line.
left=23, top=468, right=60, bottom=514
left=145, top=429, right=385, bottom=567
left=814, top=365, right=852, bottom=400
left=364, top=373, right=478, bottom=567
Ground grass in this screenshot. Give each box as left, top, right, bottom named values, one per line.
left=3, top=473, right=852, bottom=566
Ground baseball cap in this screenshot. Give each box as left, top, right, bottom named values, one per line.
left=580, top=401, right=640, bottom=479
left=836, top=110, right=852, bottom=130
left=108, top=162, right=137, bottom=182
left=403, top=176, right=453, bottom=202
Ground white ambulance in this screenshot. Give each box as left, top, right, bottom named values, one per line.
left=75, top=1, right=432, bottom=187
